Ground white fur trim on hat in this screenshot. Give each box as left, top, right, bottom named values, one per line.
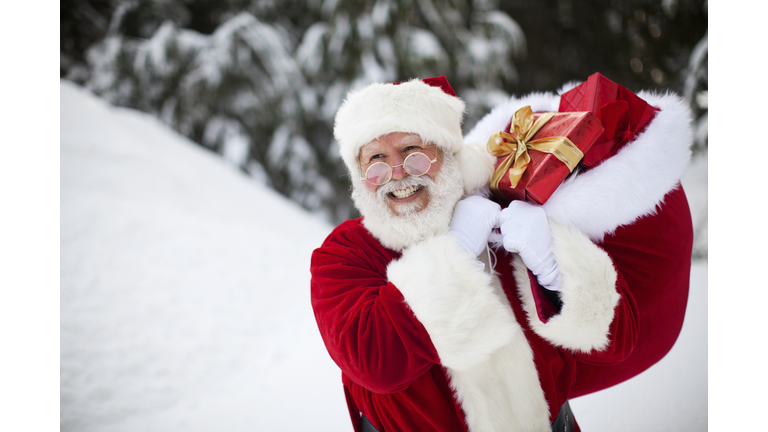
left=456, top=141, right=496, bottom=195
left=334, top=79, right=466, bottom=178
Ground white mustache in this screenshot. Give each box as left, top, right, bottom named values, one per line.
left=376, top=175, right=433, bottom=199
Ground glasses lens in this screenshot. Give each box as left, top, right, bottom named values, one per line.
left=365, top=163, right=392, bottom=185
left=404, top=152, right=432, bottom=176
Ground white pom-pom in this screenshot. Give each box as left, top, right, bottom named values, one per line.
left=455, top=142, right=495, bottom=195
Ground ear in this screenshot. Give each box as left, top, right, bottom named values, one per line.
left=456, top=142, right=495, bottom=195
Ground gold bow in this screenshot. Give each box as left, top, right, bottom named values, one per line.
left=487, top=106, right=584, bottom=192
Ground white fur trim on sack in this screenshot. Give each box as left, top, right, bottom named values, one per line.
left=463, top=89, right=693, bottom=242
left=543, top=92, right=693, bottom=241
left=514, top=221, right=620, bottom=352
left=334, top=79, right=467, bottom=177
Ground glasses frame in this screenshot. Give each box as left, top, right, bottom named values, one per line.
left=360, top=147, right=439, bottom=186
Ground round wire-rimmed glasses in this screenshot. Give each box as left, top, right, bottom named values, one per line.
left=360, top=150, right=439, bottom=186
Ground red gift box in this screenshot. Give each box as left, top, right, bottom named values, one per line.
left=488, top=106, right=604, bottom=205
left=559, top=73, right=660, bottom=167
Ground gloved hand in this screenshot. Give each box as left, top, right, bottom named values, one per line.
left=449, top=195, right=501, bottom=258
left=499, top=200, right=562, bottom=291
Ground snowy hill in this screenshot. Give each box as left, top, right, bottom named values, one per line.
left=60, top=80, right=348, bottom=432
left=61, top=80, right=707, bottom=431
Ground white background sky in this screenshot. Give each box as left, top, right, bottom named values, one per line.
left=0, top=4, right=762, bottom=431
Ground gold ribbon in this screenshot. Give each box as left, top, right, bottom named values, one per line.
left=487, top=106, right=584, bottom=192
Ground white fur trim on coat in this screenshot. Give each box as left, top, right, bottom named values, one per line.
left=446, top=338, right=551, bottom=432
left=387, top=233, right=517, bottom=371
left=464, top=89, right=693, bottom=242
left=334, top=79, right=466, bottom=177
left=388, top=233, right=551, bottom=431
left=514, top=221, right=620, bottom=352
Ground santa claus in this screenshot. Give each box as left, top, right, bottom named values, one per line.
left=310, top=76, right=693, bottom=431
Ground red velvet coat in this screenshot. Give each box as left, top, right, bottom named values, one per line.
left=311, top=218, right=639, bottom=432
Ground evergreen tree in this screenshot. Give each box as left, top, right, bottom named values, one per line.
left=75, top=0, right=526, bottom=223
left=62, top=1, right=706, bottom=223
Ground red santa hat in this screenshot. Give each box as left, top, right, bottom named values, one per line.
left=333, top=76, right=495, bottom=194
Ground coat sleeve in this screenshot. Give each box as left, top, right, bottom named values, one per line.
left=310, top=226, right=441, bottom=394
left=311, top=223, right=522, bottom=395
left=513, top=221, right=639, bottom=366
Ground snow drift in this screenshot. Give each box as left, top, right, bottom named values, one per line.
left=60, top=80, right=347, bottom=432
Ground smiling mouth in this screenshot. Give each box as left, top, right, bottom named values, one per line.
left=390, top=185, right=423, bottom=199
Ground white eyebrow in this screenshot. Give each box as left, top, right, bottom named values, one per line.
left=400, top=135, right=422, bottom=145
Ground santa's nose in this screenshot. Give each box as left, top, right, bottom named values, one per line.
left=390, top=156, right=407, bottom=180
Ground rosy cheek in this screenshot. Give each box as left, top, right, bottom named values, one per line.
left=364, top=180, right=378, bottom=194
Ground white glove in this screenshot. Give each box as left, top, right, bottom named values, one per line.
left=449, top=195, right=501, bottom=258
left=499, top=200, right=562, bottom=291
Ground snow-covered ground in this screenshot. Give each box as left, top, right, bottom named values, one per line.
left=60, top=80, right=707, bottom=431
left=570, top=260, right=707, bottom=431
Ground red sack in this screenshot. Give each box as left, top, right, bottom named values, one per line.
left=559, top=72, right=660, bottom=167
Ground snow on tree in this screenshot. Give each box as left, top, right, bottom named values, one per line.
left=683, top=29, right=707, bottom=153
left=81, top=0, right=526, bottom=223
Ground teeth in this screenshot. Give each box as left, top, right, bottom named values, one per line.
left=391, top=185, right=421, bottom=199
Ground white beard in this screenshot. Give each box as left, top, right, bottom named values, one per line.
left=351, top=151, right=464, bottom=251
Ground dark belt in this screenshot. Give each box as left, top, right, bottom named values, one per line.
left=552, top=400, right=576, bottom=432
left=360, top=414, right=381, bottom=432
left=361, top=400, right=575, bottom=432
